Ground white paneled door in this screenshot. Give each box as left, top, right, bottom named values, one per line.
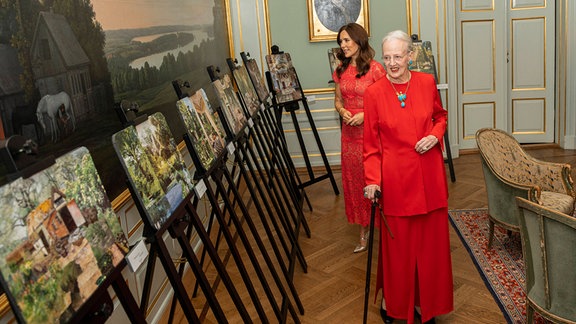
left=456, top=0, right=555, bottom=148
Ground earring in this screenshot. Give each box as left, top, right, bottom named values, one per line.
left=409, top=59, right=413, bottom=65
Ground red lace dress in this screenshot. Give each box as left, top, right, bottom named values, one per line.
left=333, top=60, right=385, bottom=226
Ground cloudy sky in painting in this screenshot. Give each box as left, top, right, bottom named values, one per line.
left=91, top=0, right=215, bottom=30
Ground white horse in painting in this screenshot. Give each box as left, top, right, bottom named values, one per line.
left=36, top=91, right=76, bottom=142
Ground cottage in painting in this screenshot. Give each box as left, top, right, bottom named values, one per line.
left=30, top=12, right=93, bottom=122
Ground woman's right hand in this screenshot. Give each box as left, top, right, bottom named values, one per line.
left=340, top=109, right=352, bottom=123
left=363, top=184, right=381, bottom=201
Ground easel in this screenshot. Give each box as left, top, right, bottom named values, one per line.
left=226, top=58, right=309, bottom=312
left=0, top=143, right=146, bottom=324
left=229, top=56, right=311, bottom=257
left=184, top=132, right=301, bottom=322
left=113, top=114, right=244, bottom=323
left=174, top=76, right=303, bottom=322
left=208, top=64, right=310, bottom=241
left=239, top=52, right=313, bottom=212
left=265, top=46, right=340, bottom=196
left=410, top=35, right=456, bottom=182
left=176, top=81, right=301, bottom=321
left=211, top=61, right=309, bottom=272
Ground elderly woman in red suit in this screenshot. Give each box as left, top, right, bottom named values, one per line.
left=363, top=30, right=453, bottom=324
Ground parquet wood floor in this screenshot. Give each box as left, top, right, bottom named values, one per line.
left=161, top=146, right=576, bottom=323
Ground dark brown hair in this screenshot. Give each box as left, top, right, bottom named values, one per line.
left=335, top=23, right=375, bottom=79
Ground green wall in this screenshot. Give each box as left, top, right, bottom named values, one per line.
left=267, top=0, right=408, bottom=90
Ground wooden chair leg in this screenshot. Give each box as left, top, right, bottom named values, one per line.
left=488, top=219, right=495, bottom=248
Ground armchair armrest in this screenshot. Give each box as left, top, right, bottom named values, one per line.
left=525, top=156, right=575, bottom=198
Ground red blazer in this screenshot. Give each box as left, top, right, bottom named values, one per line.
left=363, top=71, right=448, bottom=216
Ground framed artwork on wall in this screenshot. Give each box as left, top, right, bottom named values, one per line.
left=306, top=0, right=369, bottom=42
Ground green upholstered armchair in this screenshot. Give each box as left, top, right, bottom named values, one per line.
left=475, top=128, right=575, bottom=248
left=516, top=197, right=576, bottom=323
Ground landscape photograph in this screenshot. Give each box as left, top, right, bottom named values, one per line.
left=112, top=113, right=194, bottom=230
left=0, top=147, right=128, bottom=323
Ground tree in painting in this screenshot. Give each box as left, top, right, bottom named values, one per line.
left=190, top=89, right=226, bottom=156
left=177, top=97, right=216, bottom=171
left=212, top=74, right=247, bottom=136
left=233, top=65, right=260, bottom=117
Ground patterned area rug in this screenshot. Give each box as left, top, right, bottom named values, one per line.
left=448, top=209, right=548, bottom=324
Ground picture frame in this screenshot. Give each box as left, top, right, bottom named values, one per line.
left=306, top=0, right=369, bottom=42
left=232, top=65, right=261, bottom=118
left=0, top=146, right=128, bottom=323
left=244, top=58, right=270, bottom=104
left=176, top=89, right=227, bottom=172
left=410, top=40, right=438, bottom=81
left=212, top=74, right=248, bottom=137
left=112, top=113, right=194, bottom=231
left=265, top=53, right=303, bottom=104
left=327, top=47, right=342, bottom=77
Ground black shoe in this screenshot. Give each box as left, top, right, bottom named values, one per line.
left=380, top=307, right=394, bottom=323
left=415, top=308, right=435, bottom=324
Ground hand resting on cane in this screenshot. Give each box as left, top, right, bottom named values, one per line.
left=364, top=184, right=381, bottom=202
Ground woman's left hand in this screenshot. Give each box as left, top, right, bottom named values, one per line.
left=415, top=135, right=438, bottom=154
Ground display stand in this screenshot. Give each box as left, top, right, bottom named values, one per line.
left=113, top=114, right=242, bottom=324
left=410, top=35, right=456, bottom=182
left=185, top=134, right=301, bottom=322
left=226, top=58, right=312, bottom=237
left=226, top=58, right=309, bottom=309
left=212, top=63, right=310, bottom=264
left=208, top=64, right=308, bottom=239
left=226, top=58, right=310, bottom=261
left=178, top=92, right=296, bottom=322
left=237, top=53, right=313, bottom=212
left=0, top=147, right=146, bottom=324
left=170, top=84, right=260, bottom=321
left=175, top=83, right=301, bottom=322
left=265, top=46, right=340, bottom=196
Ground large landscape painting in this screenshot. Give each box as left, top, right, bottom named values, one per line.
left=0, top=0, right=230, bottom=199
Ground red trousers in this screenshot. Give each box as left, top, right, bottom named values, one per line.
left=376, top=207, right=453, bottom=323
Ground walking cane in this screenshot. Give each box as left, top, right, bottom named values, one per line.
left=362, top=190, right=381, bottom=324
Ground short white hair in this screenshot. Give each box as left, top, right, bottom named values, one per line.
left=381, top=30, right=413, bottom=53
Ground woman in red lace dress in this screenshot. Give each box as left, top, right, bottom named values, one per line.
left=332, top=23, right=385, bottom=253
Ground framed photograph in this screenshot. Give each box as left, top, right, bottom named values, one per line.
left=232, top=65, right=260, bottom=118
left=176, top=89, right=226, bottom=172
left=112, top=112, right=194, bottom=230
left=265, top=53, right=303, bottom=104
left=212, top=74, right=247, bottom=137
left=0, top=146, right=128, bottom=323
left=244, top=58, right=270, bottom=104
left=306, top=0, right=369, bottom=42
left=327, top=47, right=342, bottom=77
left=410, top=41, right=438, bottom=81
